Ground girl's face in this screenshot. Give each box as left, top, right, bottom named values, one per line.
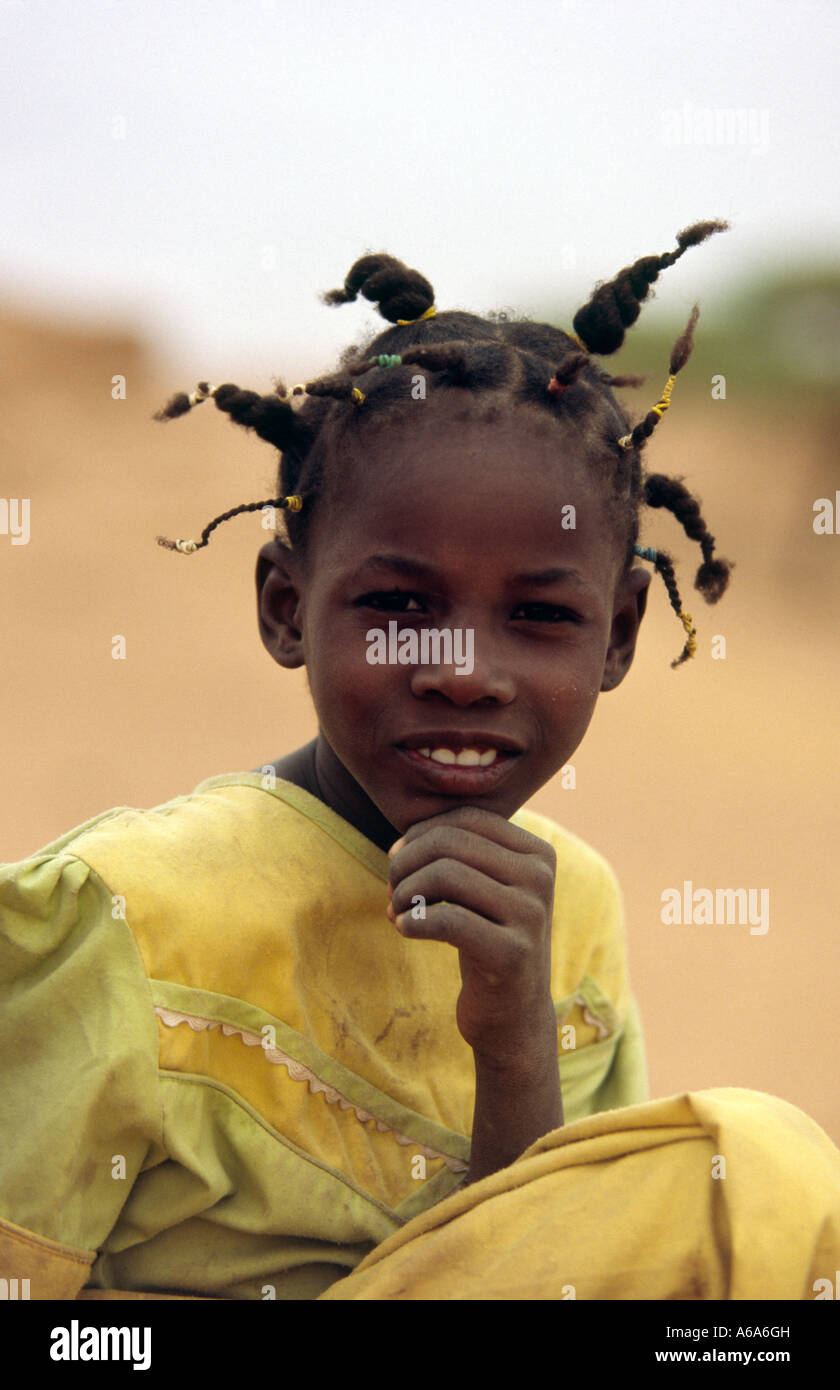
left=258, top=398, right=649, bottom=844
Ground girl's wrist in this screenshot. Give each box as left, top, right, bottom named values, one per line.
left=472, top=1038, right=559, bottom=1083
left=469, top=1002, right=559, bottom=1077
left=467, top=1039, right=563, bottom=1184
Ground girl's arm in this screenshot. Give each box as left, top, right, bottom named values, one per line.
left=468, top=1025, right=563, bottom=1184
left=387, top=805, right=563, bottom=1185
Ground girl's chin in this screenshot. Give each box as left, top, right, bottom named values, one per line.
left=341, top=753, right=539, bottom=835
left=377, top=785, right=524, bottom=832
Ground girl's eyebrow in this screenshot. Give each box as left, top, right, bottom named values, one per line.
left=513, top=567, right=595, bottom=593
left=352, top=554, right=439, bottom=582
left=351, top=556, right=596, bottom=595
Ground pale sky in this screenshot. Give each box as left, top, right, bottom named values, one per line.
left=2, top=0, right=837, bottom=378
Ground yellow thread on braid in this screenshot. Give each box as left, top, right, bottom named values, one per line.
left=284, top=495, right=303, bottom=512
left=568, top=331, right=586, bottom=350
left=618, top=372, right=678, bottom=449
left=351, top=387, right=365, bottom=405
left=651, top=373, right=676, bottom=419
left=396, top=306, right=437, bottom=325
left=680, top=609, right=697, bottom=656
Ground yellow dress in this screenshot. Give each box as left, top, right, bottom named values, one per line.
left=0, top=773, right=647, bottom=1300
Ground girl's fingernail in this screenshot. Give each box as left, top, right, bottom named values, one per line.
left=388, top=837, right=405, bottom=858
left=386, top=902, right=395, bottom=922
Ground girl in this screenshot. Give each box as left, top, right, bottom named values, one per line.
left=2, top=224, right=839, bottom=1302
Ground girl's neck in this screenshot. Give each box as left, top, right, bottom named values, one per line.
left=261, top=737, right=401, bottom=854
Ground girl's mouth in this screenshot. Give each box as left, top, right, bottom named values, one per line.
left=395, top=741, right=521, bottom=794
left=413, top=745, right=500, bottom=766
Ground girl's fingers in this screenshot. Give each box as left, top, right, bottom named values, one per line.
left=394, top=899, right=529, bottom=978
left=390, top=806, right=546, bottom=864
left=391, top=858, right=520, bottom=928
left=392, top=827, right=520, bottom=890
left=389, top=814, right=555, bottom=899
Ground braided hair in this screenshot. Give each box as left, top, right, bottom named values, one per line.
left=154, top=221, right=733, bottom=667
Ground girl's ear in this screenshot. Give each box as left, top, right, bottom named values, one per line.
left=600, top=564, right=651, bottom=692
left=256, top=539, right=306, bottom=668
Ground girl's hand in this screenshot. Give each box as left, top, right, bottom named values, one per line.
left=387, top=805, right=558, bottom=1070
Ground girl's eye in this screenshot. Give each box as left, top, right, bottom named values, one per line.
left=355, top=589, right=426, bottom=613
left=512, top=603, right=581, bottom=623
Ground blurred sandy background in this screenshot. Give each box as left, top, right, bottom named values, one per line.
left=2, top=2, right=838, bottom=1150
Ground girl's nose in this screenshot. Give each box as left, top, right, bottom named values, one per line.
left=408, top=627, right=516, bottom=705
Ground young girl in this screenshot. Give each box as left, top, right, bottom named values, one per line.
left=2, top=223, right=839, bottom=1302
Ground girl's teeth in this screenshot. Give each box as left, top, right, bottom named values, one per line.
left=421, top=747, right=500, bottom=766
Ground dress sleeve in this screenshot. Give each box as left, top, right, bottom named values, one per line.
left=0, top=847, right=162, bottom=1298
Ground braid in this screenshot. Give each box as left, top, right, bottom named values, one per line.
left=649, top=549, right=698, bottom=669
left=303, top=371, right=366, bottom=405
left=573, top=220, right=728, bottom=356
left=154, top=391, right=194, bottom=420
left=351, top=344, right=467, bottom=379
left=644, top=473, right=732, bottom=602
left=542, top=351, right=590, bottom=400
left=618, top=304, right=700, bottom=452
left=156, top=495, right=303, bottom=555
left=321, top=253, right=434, bottom=324
left=153, top=225, right=733, bottom=667
left=400, top=343, right=512, bottom=392
left=154, top=380, right=303, bottom=452
left=211, top=384, right=305, bottom=450
left=154, top=380, right=217, bottom=420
